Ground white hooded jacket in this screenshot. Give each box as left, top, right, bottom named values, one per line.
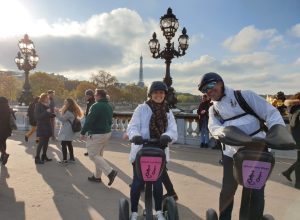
left=126, top=102, right=178, bottom=163
left=208, top=86, right=285, bottom=158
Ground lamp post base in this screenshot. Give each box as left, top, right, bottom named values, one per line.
left=18, top=90, right=33, bottom=106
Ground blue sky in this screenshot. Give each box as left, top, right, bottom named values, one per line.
left=0, top=0, right=299, bottom=95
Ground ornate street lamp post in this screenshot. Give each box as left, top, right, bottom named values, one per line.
left=15, top=34, right=39, bottom=106
left=148, top=8, right=189, bottom=108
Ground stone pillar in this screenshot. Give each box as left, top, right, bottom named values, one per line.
left=13, top=105, right=29, bottom=131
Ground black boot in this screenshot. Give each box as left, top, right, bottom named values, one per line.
left=41, top=154, right=52, bottom=162
left=107, top=170, right=118, bottom=186
left=35, top=157, right=44, bottom=164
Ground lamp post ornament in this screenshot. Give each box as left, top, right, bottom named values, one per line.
left=15, top=34, right=39, bottom=106
left=148, top=8, right=189, bottom=108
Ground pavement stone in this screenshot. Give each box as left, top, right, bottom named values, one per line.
left=0, top=131, right=299, bottom=220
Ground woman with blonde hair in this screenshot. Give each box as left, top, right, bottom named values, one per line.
left=55, top=98, right=83, bottom=163
left=35, top=93, right=56, bottom=164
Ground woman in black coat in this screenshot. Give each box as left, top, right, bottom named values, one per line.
left=34, top=93, right=55, bottom=164
left=0, top=97, right=12, bottom=165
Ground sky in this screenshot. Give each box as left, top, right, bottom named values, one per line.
left=0, top=0, right=299, bottom=95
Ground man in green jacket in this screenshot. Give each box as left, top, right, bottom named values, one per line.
left=80, top=89, right=117, bottom=186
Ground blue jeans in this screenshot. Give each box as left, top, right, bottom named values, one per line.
left=200, top=118, right=209, bottom=144
left=130, top=164, right=163, bottom=212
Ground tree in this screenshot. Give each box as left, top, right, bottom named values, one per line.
left=91, top=70, right=118, bottom=89
left=0, top=73, right=22, bottom=101
left=122, top=84, right=148, bottom=103
left=29, top=72, right=65, bottom=98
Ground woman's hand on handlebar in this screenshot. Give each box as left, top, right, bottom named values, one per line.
left=131, top=135, right=143, bottom=145
left=160, top=135, right=172, bottom=148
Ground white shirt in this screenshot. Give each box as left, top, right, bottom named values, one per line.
left=208, top=86, right=285, bottom=158
left=126, top=102, right=178, bottom=163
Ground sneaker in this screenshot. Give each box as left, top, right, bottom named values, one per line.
left=156, top=210, right=166, bottom=220
left=25, top=136, right=28, bottom=142
left=84, top=152, right=88, bottom=156
left=282, top=171, right=292, bottom=182
left=107, top=169, right=118, bottom=186
left=59, top=160, right=68, bottom=164
left=88, top=175, right=102, bottom=183
left=68, top=158, right=75, bottom=163
left=35, top=157, right=44, bottom=164
left=130, top=212, right=138, bottom=220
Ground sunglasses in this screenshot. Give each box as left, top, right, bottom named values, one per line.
left=200, top=81, right=217, bottom=93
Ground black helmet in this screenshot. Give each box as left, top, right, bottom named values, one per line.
left=198, top=72, right=223, bottom=91
left=148, top=81, right=168, bottom=96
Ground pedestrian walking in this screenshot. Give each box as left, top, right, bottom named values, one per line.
left=55, top=98, right=83, bottom=163
left=80, top=89, right=117, bottom=186
left=34, top=93, right=56, bottom=164
left=25, top=97, right=39, bottom=143
left=197, top=94, right=211, bottom=148
left=281, top=92, right=300, bottom=189
left=83, top=89, right=95, bottom=156
left=0, top=97, right=14, bottom=165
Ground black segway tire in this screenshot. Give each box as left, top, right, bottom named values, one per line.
left=262, top=214, right=275, bottom=220
left=119, top=198, right=129, bottom=220
left=206, top=208, right=218, bottom=220
left=162, top=196, right=179, bottom=220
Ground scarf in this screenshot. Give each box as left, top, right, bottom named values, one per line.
left=146, top=99, right=168, bottom=139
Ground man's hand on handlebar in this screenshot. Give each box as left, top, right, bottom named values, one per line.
left=160, top=135, right=172, bottom=149
left=131, top=135, right=143, bottom=145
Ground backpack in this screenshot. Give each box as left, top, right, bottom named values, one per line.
left=234, top=90, right=268, bottom=133
left=68, top=115, right=82, bottom=133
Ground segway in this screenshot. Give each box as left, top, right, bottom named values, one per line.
left=206, top=125, right=296, bottom=220
left=119, top=139, right=179, bottom=220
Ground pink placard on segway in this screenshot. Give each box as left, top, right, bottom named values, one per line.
left=140, top=156, right=162, bottom=182
left=242, top=160, right=271, bottom=189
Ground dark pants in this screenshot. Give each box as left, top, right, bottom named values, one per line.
left=61, top=141, right=74, bottom=160
left=219, top=155, right=265, bottom=220
left=130, top=164, right=163, bottom=212
left=36, top=137, right=50, bottom=159
left=0, top=137, right=7, bottom=155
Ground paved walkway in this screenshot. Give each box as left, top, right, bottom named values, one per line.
left=0, top=131, right=299, bottom=220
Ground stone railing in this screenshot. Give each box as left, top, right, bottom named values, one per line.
left=112, top=111, right=201, bottom=146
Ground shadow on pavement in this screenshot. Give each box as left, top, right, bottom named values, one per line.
left=0, top=166, right=25, bottom=220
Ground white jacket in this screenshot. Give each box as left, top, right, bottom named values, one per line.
left=126, top=103, right=178, bottom=163
left=208, top=86, right=285, bottom=158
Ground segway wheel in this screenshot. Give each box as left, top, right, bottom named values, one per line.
left=162, top=196, right=179, bottom=220
left=119, top=198, right=129, bottom=220
left=262, top=214, right=275, bottom=220
left=206, top=208, right=218, bottom=220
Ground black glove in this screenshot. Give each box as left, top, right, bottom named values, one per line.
left=160, top=135, right=171, bottom=148
left=131, top=135, right=143, bottom=145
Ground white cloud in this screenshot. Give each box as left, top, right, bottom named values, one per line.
left=294, top=57, right=300, bottom=66
left=222, top=52, right=276, bottom=67
left=290, top=23, right=300, bottom=37
left=223, top=25, right=278, bottom=52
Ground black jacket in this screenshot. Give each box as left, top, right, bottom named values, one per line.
left=85, top=97, right=95, bottom=116
left=34, top=103, right=54, bottom=137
